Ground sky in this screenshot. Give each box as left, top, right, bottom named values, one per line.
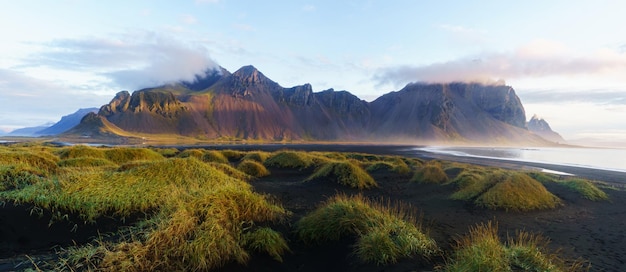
left=1, top=0, right=626, bottom=144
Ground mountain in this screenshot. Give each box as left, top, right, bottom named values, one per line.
left=7, top=108, right=98, bottom=137
left=68, top=65, right=554, bottom=145
left=8, top=123, right=54, bottom=136
left=527, top=114, right=566, bottom=143
left=37, top=108, right=98, bottom=136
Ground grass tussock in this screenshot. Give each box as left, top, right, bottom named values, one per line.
left=56, top=145, right=106, bottom=159
left=476, top=172, right=561, bottom=212
left=561, top=178, right=608, bottom=201
left=365, top=157, right=411, bottom=175
left=264, top=151, right=326, bottom=169
left=221, top=149, right=246, bottom=161
left=151, top=147, right=179, bottom=157
left=175, top=149, right=205, bottom=159
left=0, top=165, right=44, bottom=191
left=296, top=194, right=438, bottom=265
left=242, top=227, right=290, bottom=262
left=411, top=161, right=448, bottom=184
left=201, top=150, right=229, bottom=164
left=103, top=148, right=164, bottom=164
left=442, top=221, right=587, bottom=272
left=450, top=169, right=498, bottom=200
left=306, top=161, right=377, bottom=189
left=0, top=150, right=59, bottom=176
left=2, top=154, right=289, bottom=271
left=237, top=160, right=270, bottom=178
left=57, top=157, right=118, bottom=168
left=241, top=151, right=271, bottom=163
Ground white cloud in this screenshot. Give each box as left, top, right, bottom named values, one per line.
left=23, top=31, right=220, bottom=90
left=375, top=40, right=626, bottom=87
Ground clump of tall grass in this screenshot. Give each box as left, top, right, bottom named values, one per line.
left=449, top=169, right=496, bottom=200
left=221, top=149, right=246, bottom=161
left=306, top=161, right=377, bottom=189
left=242, top=227, right=290, bottom=262
left=241, top=151, right=271, bottom=163
left=476, top=172, right=561, bottom=212
left=411, top=161, right=448, bottom=184
left=264, top=151, right=324, bottom=169
left=365, top=157, right=411, bottom=175
left=450, top=170, right=562, bottom=211
left=442, top=221, right=586, bottom=271
left=103, top=148, right=164, bottom=164
left=151, top=147, right=179, bottom=158
left=201, top=150, right=229, bottom=164
left=0, top=165, right=44, bottom=191
left=57, top=157, right=117, bottom=168
left=0, top=150, right=59, bottom=176
left=297, top=194, right=438, bottom=265
left=56, top=145, right=106, bottom=160
left=237, top=160, right=270, bottom=178
left=345, top=153, right=383, bottom=162
left=561, top=178, right=608, bottom=201
left=3, top=155, right=289, bottom=271
left=175, top=149, right=205, bottom=159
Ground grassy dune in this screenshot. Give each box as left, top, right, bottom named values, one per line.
left=296, top=194, right=438, bottom=265
left=0, top=144, right=601, bottom=270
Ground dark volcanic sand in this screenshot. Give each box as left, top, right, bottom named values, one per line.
left=2, top=144, right=625, bottom=271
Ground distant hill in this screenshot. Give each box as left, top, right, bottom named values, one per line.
left=37, top=108, right=98, bottom=136
left=67, top=65, right=556, bottom=145
left=527, top=114, right=566, bottom=143
left=8, top=108, right=98, bottom=137
left=8, top=123, right=54, bottom=136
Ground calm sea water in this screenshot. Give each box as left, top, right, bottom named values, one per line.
left=418, top=146, right=626, bottom=173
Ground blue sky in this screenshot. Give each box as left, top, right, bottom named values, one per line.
left=1, top=0, right=625, bottom=144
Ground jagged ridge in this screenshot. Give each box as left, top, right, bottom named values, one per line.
left=68, top=65, right=554, bottom=145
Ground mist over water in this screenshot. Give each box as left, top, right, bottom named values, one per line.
left=419, top=146, right=626, bottom=172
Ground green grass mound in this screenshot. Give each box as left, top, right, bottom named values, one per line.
left=561, top=178, right=608, bottom=201
left=57, top=145, right=106, bottom=159
left=201, top=150, right=229, bottom=164
left=264, top=151, right=324, bottom=169
left=297, top=194, right=438, bottom=265
left=306, top=161, right=377, bottom=189
left=237, top=160, right=270, bottom=178
left=450, top=169, right=497, bottom=200
left=0, top=165, right=44, bottom=191
left=176, top=149, right=205, bottom=159
left=242, top=227, right=290, bottom=262
left=365, top=157, right=411, bottom=175
left=221, top=149, right=246, bottom=161
left=0, top=150, right=59, bottom=176
left=103, top=148, right=164, bottom=164
left=3, top=155, right=289, bottom=271
left=208, top=162, right=252, bottom=181
left=411, top=161, right=448, bottom=184
left=476, top=172, right=561, bottom=212
left=58, top=157, right=118, bottom=168
left=151, top=147, right=179, bottom=157
left=345, top=153, right=383, bottom=162
left=442, top=221, right=585, bottom=271
left=241, top=151, right=271, bottom=163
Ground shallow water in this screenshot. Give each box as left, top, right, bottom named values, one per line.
left=418, top=146, right=626, bottom=173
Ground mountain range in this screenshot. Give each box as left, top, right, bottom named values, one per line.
left=57, top=65, right=560, bottom=145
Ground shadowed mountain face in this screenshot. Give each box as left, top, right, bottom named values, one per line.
left=70, top=65, right=552, bottom=145
left=527, top=114, right=566, bottom=143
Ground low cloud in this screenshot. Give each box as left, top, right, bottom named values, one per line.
left=26, top=31, right=219, bottom=90
left=375, top=40, right=626, bottom=88
left=519, top=89, right=626, bottom=105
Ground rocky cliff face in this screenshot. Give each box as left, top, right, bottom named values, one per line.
left=71, top=65, right=552, bottom=145
left=527, top=115, right=566, bottom=143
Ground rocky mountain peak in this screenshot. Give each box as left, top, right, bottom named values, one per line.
left=232, top=65, right=271, bottom=85
left=527, top=114, right=565, bottom=143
